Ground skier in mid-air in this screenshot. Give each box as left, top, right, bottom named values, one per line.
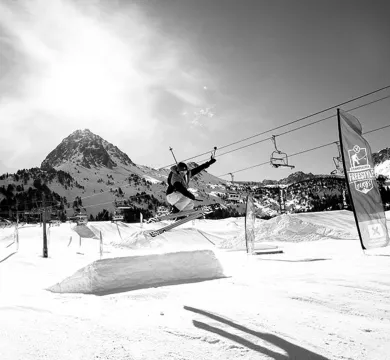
left=166, top=156, right=216, bottom=212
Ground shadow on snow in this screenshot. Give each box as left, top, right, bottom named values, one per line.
left=184, top=305, right=331, bottom=360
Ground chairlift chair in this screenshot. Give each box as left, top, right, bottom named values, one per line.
left=112, top=208, right=129, bottom=222
left=228, top=172, right=238, bottom=191
left=27, top=208, right=41, bottom=223
left=225, top=172, right=241, bottom=203
left=330, top=159, right=344, bottom=175
left=112, top=212, right=124, bottom=222
left=75, top=214, right=88, bottom=225
left=49, top=209, right=62, bottom=225
left=330, top=142, right=344, bottom=175
left=270, top=136, right=295, bottom=169
left=114, top=198, right=128, bottom=208
left=112, top=199, right=131, bottom=222
left=70, top=208, right=88, bottom=225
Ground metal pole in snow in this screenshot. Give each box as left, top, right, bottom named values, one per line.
left=100, top=231, right=103, bottom=259
left=15, top=224, right=19, bottom=252
left=42, top=194, right=48, bottom=258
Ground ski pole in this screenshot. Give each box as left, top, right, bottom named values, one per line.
left=169, top=147, right=178, bottom=164
left=211, top=146, right=217, bottom=159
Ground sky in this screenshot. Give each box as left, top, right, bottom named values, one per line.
left=1, top=0, right=390, bottom=181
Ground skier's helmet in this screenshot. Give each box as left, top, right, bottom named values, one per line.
left=177, top=162, right=188, bottom=172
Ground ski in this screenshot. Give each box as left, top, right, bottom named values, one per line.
left=146, top=205, right=213, bottom=223
left=145, top=207, right=214, bottom=238
left=155, top=208, right=206, bottom=221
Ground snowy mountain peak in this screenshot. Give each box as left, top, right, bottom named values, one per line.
left=41, top=129, right=134, bottom=170
left=70, top=128, right=94, bottom=137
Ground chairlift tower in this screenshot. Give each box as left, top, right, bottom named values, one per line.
left=229, top=172, right=234, bottom=184
left=279, top=187, right=287, bottom=214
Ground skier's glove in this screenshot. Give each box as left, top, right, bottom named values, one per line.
left=188, top=193, right=196, bottom=200
left=208, top=158, right=216, bottom=166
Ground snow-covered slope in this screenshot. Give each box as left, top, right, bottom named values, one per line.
left=1, top=211, right=390, bottom=360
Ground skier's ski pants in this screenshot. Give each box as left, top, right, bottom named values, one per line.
left=166, top=192, right=194, bottom=211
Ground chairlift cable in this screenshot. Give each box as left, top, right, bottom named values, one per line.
left=2, top=92, right=389, bottom=211
left=69, top=94, right=390, bottom=204
left=218, top=123, right=390, bottom=177
left=160, top=86, right=390, bottom=169
left=192, top=94, right=390, bottom=165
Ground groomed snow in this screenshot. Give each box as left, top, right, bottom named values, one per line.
left=1, top=210, right=390, bottom=360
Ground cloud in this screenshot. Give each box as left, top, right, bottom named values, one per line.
left=0, top=0, right=214, bottom=168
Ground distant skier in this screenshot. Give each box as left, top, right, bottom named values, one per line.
left=166, top=156, right=217, bottom=212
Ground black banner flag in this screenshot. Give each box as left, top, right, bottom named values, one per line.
left=338, top=109, right=389, bottom=250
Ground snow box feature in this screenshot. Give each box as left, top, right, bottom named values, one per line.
left=47, top=249, right=226, bottom=295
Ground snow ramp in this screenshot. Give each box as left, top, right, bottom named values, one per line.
left=70, top=224, right=99, bottom=239
left=47, top=249, right=225, bottom=295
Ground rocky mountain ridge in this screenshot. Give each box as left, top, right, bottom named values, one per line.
left=41, top=129, right=135, bottom=170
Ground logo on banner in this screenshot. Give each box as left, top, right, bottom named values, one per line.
left=347, top=145, right=375, bottom=194
left=367, top=223, right=385, bottom=239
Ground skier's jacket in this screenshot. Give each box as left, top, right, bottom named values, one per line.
left=166, top=160, right=215, bottom=199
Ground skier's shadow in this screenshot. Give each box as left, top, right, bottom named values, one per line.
left=184, top=306, right=331, bottom=360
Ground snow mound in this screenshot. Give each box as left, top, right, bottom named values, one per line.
left=47, top=249, right=225, bottom=295
left=256, top=213, right=355, bottom=242
left=217, top=212, right=356, bottom=249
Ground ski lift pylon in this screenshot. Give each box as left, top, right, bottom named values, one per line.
left=270, top=135, right=295, bottom=169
